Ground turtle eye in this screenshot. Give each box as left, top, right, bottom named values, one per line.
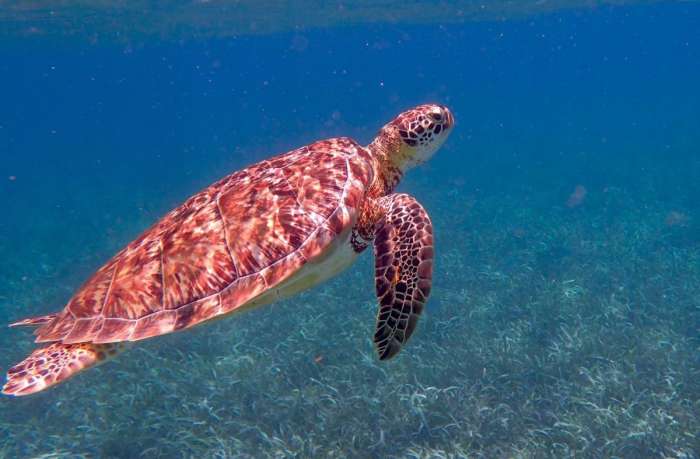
left=430, top=112, right=443, bottom=122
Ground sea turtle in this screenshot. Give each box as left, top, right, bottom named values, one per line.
left=3, top=104, right=454, bottom=396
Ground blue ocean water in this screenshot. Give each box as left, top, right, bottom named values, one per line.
left=1, top=2, right=699, bottom=457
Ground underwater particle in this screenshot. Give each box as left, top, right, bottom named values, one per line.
left=290, top=34, right=309, bottom=52
left=510, top=226, right=527, bottom=239
left=324, top=110, right=343, bottom=128
left=566, top=184, right=587, bottom=208
left=3, top=103, right=455, bottom=396
left=314, top=355, right=324, bottom=364
left=665, top=210, right=690, bottom=227
left=8, top=175, right=16, bottom=181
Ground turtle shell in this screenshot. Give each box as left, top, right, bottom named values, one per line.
left=35, top=137, right=374, bottom=344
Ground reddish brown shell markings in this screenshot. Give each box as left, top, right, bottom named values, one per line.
left=35, top=137, right=374, bottom=344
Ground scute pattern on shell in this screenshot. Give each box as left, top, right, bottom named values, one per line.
left=35, top=137, right=374, bottom=344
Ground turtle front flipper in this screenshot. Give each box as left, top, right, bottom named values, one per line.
left=372, top=193, right=433, bottom=360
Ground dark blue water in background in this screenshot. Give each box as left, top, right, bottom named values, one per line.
left=1, top=2, right=699, bottom=457
left=2, top=3, right=698, bottom=285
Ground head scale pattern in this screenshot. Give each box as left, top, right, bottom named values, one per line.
left=368, top=104, right=454, bottom=195
left=393, top=104, right=454, bottom=149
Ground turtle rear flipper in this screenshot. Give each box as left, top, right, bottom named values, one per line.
left=373, top=193, right=434, bottom=360
left=2, top=342, right=124, bottom=396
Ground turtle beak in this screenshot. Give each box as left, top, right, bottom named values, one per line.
left=439, top=105, right=454, bottom=130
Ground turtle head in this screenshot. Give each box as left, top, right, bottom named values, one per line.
left=369, top=104, right=454, bottom=189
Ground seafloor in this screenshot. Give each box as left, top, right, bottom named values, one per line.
left=0, top=147, right=698, bottom=457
